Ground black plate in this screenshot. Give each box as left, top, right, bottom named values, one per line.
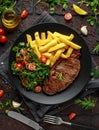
left=9, top=23, right=92, bottom=105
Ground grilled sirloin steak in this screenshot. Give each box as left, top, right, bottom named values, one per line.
left=43, top=57, right=80, bottom=95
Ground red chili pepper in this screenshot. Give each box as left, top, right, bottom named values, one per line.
left=68, top=112, right=76, bottom=120
left=20, top=10, right=28, bottom=19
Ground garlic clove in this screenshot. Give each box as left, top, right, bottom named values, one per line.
left=80, top=26, right=88, bottom=35
left=12, top=100, right=21, bottom=108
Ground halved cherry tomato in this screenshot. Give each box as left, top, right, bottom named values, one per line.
left=0, top=28, right=5, bottom=35
left=0, top=35, right=7, bottom=43
left=69, top=112, right=76, bottom=120
left=0, top=89, right=4, bottom=98
left=34, top=86, right=42, bottom=93
left=20, top=10, right=28, bottom=19
left=64, top=12, right=72, bottom=21
left=15, top=63, right=23, bottom=69
left=40, top=55, right=47, bottom=64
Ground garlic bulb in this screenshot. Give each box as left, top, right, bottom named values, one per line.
left=12, top=100, right=21, bottom=108
left=80, top=26, right=88, bottom=35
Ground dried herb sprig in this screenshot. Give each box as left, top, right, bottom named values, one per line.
left=75, top=97, right=97, bottom=110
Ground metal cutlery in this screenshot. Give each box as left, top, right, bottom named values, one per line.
left=44, top=115, right=97, bottom=130
left=7, top=111, right=45, bottom=130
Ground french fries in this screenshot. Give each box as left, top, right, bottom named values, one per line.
left=26, top=31, right=82, bottom=66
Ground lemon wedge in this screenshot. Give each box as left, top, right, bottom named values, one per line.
left=73, top=4, right=88, bottom=15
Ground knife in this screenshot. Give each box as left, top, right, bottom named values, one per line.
left=7, top=111, right=45, bottom=130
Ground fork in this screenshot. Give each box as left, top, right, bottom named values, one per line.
left=44, top=115, right=97, bottom=130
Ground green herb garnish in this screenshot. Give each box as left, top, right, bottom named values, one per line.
left=78, top=0, right=99, bottom=26
left=58, top=72, right=63, bottom=80
left=75, top=97, right=96, bottom=110
left=47, top=0, right=69, bottom=14
left=93, top=43, right=99, bottom=54
left=0, top=0, right=16, bottom=16
left=90, top=66, right=99, bottom=78
left=0, top=101, right=4, bottom=109
left=5, top=99, right=11, bottom=107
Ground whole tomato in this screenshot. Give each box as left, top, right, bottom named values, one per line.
left=40, top=55, right=47, bottom=64
left=0, top=35, right=7, bottom=43
left=0, top=28, right=5, bottom=35
left=20, top=10, right=28, bottom=19
left=0, top=89, right=4, bottom=98
left=15, top=63, right=23, bottom=69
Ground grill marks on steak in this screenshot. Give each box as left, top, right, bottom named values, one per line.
left=43, top=58, right=80, bottom=95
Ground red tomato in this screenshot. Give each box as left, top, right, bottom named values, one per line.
left=64, top=13, right=72, bottom=21
left=0, top=35, right=7, bottom=43
left=0, top=28, right=5, bottom=35
left=34, top=86, right=42, bottom=93
left=15, top=63, right=23, bottom=69
left=0, top=89, right=4, bottom=98
left=20, top=10, right=28, bottom=19
left=40, top=55, right=47, bottom=64
left=69, top=112, right=76, bottom=120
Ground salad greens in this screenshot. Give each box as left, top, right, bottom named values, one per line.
left=0, top=0, right=16, bottom=16
left=11, top=42, right=50, bottom=91
left=78, top=0, right=99, bottom=26
left=35, top=0, right=69, bottom=14
left=47, top=0, right=69, bottom=14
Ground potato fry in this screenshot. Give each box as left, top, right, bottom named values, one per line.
left=40, top=39, right=51, bottom=46
left=54, top=32, right=73, bottom=41
left=51, top=49, right=65, bottom=66
left=42, top=52, right=52, bottom=58
left=32, top=44, right=41, bottom=58
left=39, top=39, right=58, bottom=52
left=26, top=34, right=32, bottom=45
left=34, top=32, right=41, bottom=47
left=26, top=30, right=81, bottom=67
left=61, top=47, right=73, bottom=59
left=46, top=58, right=50, bottom=65
left=29, top=40, right=35, bottom=48
left=59, top=36, right=81, bottom=50
left=47, top=31, right=59, bottom=42
left=41, top=32, right=46, bottom=40
left=48, top=42, right=68, bottom=52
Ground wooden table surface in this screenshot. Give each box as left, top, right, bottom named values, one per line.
left=0, top=0, right=99, bottom=130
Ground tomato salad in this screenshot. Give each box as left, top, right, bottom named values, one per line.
left=11, top=42, right=50, bottom=93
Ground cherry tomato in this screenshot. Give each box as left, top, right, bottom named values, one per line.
left=0, top=28, right=5, bottom=35
left=69, top=112, right=76, bottom=120
left=40, top=55, right=47, bottom=64
left=20, top=10, right=28, bottom=19
left=15, top=63, right=23, bottom=69
left=0, top=35, right=7, bottom=43
left=64, top=13, right=72, bottom=21
left=34, top=86, right=42, bottom=93
left=0, top=89, right=4, bottom=98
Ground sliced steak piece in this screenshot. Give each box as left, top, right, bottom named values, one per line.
left=43, top=57, right=80, bottom=95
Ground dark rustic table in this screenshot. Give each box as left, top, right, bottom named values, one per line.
left=0, top=0, right=99, bottom=130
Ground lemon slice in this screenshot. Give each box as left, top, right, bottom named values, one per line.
left=73, top=4, right=88, bottom=15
